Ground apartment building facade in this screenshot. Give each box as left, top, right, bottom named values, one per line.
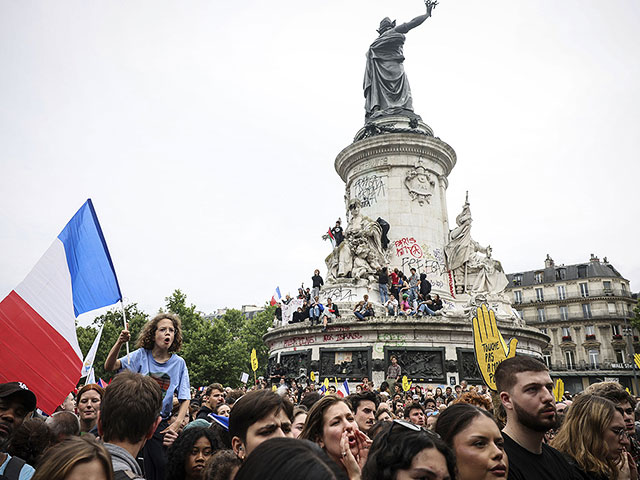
left=506, top=254, right=638, bottom=394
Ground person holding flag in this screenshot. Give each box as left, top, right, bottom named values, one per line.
left=104, top=313, right=190, bottom=480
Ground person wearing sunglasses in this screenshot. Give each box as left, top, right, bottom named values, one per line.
left=362, top=419, right=455, bottom=480
left=435, top=403, right=508, bottom=480
left=552, top=394, right=633, bottom=480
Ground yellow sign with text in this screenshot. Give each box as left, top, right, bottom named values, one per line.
left=310, top=371, right=316, bottom=382
left=554, top=378, right=565, bottom=402
left=250, top=348, right=258, bottom=372
left=402, top=375, right=412, bottom=392
left=472, top=304, right=518, bottom=391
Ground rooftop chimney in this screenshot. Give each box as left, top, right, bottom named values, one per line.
left=544, top=254, right=554, bottom=268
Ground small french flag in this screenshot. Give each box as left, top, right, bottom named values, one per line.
left=318, top=384, right=327, bottom=396
left=97, top=378, right=108, bottom=389
left=336, top=380, right=350, bottom=398
left=270, top=286, right=282, bottom=306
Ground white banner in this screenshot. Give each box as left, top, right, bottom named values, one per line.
left=281, top=298, right=304, bottom=326
left=81, top=324, right=104, bottom=378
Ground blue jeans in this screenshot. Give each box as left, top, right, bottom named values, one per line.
left=355, top=310, right=373, bottom=321
left=409, top=286, right=418, bottom=303
left=418, top=304, right=436, bottom=316
left=310, top=306, right=320, bottom=324
left=379, top=283, right=389, bottom=304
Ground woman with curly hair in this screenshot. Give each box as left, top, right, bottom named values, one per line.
left=551, top=394, right=629, bottom=480
left=362, top=419, right=455, bottom=480
left=31, top=435, right=113, bottom=480
left=105, top=313, right=190, bottom=480
left=166, top=427, right=220, bottom=480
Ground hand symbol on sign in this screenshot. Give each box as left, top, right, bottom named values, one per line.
left=472, top=304, right=517, bottom=391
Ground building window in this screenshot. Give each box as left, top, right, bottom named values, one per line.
left=612, top=324, right=621, bottom=336
left=562, top=327, right=571, bottom=337
left=555, top=268, right=566, bottom=280
left=543, top=353, right=552, bottom=368
left=578, top=265, right=588, bottom=278
left=536, top=288, right=544, bottom=302
left=514, top=290, right=522, bottom=304
left=585, top=325, right=595, bottom=336
left=565, top=350, right=575, bottom=369
left=615, top=349, right=625, bottom=363
left=588, top=349, right=599, bottom=367
left=535, top=272, right=544, bottom=284
left=603, top=281, right=612, bottom=293
left=579, top=282, right=589, bottom=297
left=513, top=274, right=523, bottom=286
left=560, top=306, right=569, bottom=321
left=557, top=285, right=566, bottom=300
left=622, top=283, right=628, bottom=295
left=540, top=328, right=548, bottom=335
left=582, top=304, right=592, bottom=319
left=608, top=302, right=617, bottom=315
left=537, top=308, right=546, bottom=322
left=516, top=309, right=524, bottom=321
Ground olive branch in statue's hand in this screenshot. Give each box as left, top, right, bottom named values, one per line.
left=472, top=304, right=518, bottom=391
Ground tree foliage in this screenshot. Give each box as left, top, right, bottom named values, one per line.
left=76, top=290, right=274, bottom=389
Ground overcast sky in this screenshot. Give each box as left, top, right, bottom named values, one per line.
left=1, top=0, right=638, bottom=322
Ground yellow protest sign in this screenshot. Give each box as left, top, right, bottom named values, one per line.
left=250, top=348, right=258, bottom=372
left=554, top=378, right=564, bottom=402
left=310, top=371, right=316, bottom=382
left=272, top=385, right=277, bottom=392
left=324, top=378, right=330, bottom=390
left=634, top=353, right=640, bottom=369
left=402, top=375, right=412, bottom=392
left=472, top=304, right=517, bottom=391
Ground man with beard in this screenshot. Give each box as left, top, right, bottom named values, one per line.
left=0, top=382, right=36, bottom=479
left=495, top=357, right=581, bottom=480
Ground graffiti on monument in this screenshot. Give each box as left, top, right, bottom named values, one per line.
left=395, top=237, right=423, bottom=258
left=323, top=286, right=357, bottom=303
left=352, top=174, right=386, bottom=208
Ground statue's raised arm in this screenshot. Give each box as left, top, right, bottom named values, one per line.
left=364, top=1, right=437, bottom=122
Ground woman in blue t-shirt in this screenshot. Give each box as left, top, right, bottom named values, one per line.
left=105, top=313, right=191, bottom=480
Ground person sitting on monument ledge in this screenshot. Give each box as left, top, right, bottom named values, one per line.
left=291, top=307, right=306, bottom=324
left=390, top=268, right=400, bottom=301
left=417, top=294, right=443, bottom=317
left=354, top=295, right=374, bottom=321
left=384, top=295, right=398, bottom=316
left=398, top=293, right=415, bottom=316
left=321, top=298, right=340, bottom=332
left=309, top=296, right=324, bottom=326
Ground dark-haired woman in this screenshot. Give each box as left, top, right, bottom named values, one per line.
left=235, top=438, right=345, bottom=480
left=166, top=427, right=220, bottom=480
left=300, top=395, right=372, bottom=479
left=105, top=313, right=191, bottom=480
left=435, top=403, right=507, bottom=480
left=362, top=419, right=455, bottom=480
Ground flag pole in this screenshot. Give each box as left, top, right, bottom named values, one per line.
left=120, top=301, right=130, bottom=366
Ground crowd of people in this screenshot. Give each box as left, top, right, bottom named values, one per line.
left=274, top=267, right=444, bottom=328
left=2, top=313, right=640, bottom=480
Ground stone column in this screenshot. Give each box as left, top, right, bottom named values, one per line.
left=334, top=117, right=457, bottom=302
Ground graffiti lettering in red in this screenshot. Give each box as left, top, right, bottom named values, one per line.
left=395, top=237, right=423, bottom=258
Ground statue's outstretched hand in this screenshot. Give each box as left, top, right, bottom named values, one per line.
left=472, top=304, right=517, bottom=391
left=425, top=0, right=438, bottom=17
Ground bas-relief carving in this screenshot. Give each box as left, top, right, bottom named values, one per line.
left=404, top=160, right=435, bottom=205
left=387, top=349, right=445, bottom=381
left=280, top=351, right=311, bottom=378
left=320, top=350, right=370, bottom=378
left=457, top=349, right=483, bottom=382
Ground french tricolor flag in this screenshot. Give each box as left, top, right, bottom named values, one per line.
left=336, top=379, right=350, bottom=398
left=270, top=286, right=282, bottom=306
left=0, top=199, right=122, bottom=414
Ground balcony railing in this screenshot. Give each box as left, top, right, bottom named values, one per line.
left=511, top=288, right=634, bottom=304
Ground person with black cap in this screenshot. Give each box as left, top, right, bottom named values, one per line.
left=0, top=381, right=37, bottom=479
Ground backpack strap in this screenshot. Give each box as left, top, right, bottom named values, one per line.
left=4, top=456, right=26, bottom=480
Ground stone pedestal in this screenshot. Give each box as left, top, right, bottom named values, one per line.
left=332, top=117, right=457, bottom=305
